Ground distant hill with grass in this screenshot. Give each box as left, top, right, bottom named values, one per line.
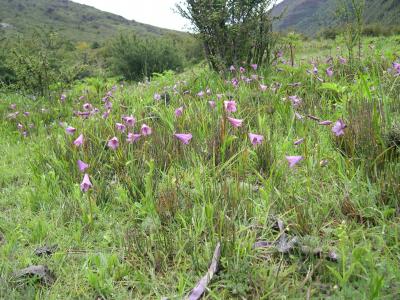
left=272, top=0, right=400, bottom=36
left=0, top=0, right=184, bottom=42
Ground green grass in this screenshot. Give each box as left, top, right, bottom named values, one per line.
left=0, top=37, right=400, bottom=299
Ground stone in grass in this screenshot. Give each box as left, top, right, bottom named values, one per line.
left=34, top=245, right=58, bottom=257
left=13, top=265, right=56, bottom=286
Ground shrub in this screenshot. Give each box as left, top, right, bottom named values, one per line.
left=177, top=0, right=278, bottom=70
left=4, top=30, right=89, bottom=96
left=106, top=33, right=184, bottom=81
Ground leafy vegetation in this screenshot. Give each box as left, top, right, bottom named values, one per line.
left=105, top=33, right=185, bottom=81
left=177, top=0, right=277, bottom=70
left=1, top=0, right=400, bottom=298
left=1, top=34, right=399, bottom=299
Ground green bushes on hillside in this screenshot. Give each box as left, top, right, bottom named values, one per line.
left=320, top=24, right=400, bottom=40
left=1, top=30, right=91, bottom=96
left=105, top=33, right=185, bottom=81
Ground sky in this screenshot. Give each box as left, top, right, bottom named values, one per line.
left=71, top=0, right=190, bottom=31
left=72, top=1, right=283, bottom=32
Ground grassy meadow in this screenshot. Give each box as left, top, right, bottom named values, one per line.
left=1, top=36, right=400, bottom=299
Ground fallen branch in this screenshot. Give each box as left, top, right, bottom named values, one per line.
left=186, top=242, right=221, bottom=300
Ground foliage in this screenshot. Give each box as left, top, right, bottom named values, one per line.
left=1, top=15, right=400, bottom=300
left=177, top=0, right=278, bottom=70
left=320, top=24, right=400, bottom=40
left=336, top=0, right=365, bottom=67
left=105, top=33, right=185, bottom=81
left=4, top=30, right=88, bottom=96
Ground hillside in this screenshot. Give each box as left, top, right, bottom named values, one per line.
left=272, top=0, right=400, bottom=36
left=0, top=0, right=183, bottom=42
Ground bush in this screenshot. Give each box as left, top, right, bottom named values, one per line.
left=4, top=30, right=89, bottom=96
left=106, top=33, right=184, bottom=81
left=177, top=0, right=278, bottom=70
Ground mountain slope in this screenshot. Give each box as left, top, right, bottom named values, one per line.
left=0, top=0, right=182, bottom=42
left=272, top=0, right=400, bottom=36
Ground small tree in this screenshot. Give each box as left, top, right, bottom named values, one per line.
left=336, top=0, right=365, bottom=68
left=176, top=0, right=278, bottom=70
left=5, top=29, right=85, bottom=96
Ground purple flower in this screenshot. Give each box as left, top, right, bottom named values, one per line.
left=175, top=106, right=184, bottom=117
left=239, top=67, right=246, bottom=73
left=260, top=84, right=268, bottom=92
left=332, top=119, right=346, bottom=136
left=294, top=138, right=304, bottom=145
left=80, top=173, right=92, bottom=192
left=141, top=124, right=152, bottom=136
left=127, top=132, right=142, bottom=143
left=115, top=123, right=126, bottom=132
left=216, top=94, right=223, bottom=100
left=289, top=95, right=302, bottom=107
left=102, top=109, right=111, bottom=119
left=393, top=62, right=400, bottom=76
left=197, top=91, right=205, bottom=97
left=74, top=134, right=84, bottom=147
left=23, top=112, right=30, bottom=117
left=227, top=117, right=243, bottom=128
left=77, top=159, right=89, bottom=172
left=76, top=111, right=91, bottom=119
left=17, top=123, right=23, bottom=131
left=208, top=101, right=216, bottom=109
left=104, top=100, right=112, bottom=109
left=174, top=133, right=193, bottom=145
left=326, top=67, right=334, bottom=77
left=66, top=126, right=76, bottom=135
left=83, top=103, right=92, bottom=111
left=277, top=50, right=283, bottom=58
left=229, top=65, right=236, bottom=72
left=10, top=103, right=17, bottom=110
left=107, top=137, right=119, bottom=150
left=286, top=156, right=303, bottom=168
left=224, top=100, right=237, bottom=113
left=339, top=56, right=347, bottom=65
left=231, top=78, right=239, bottom=88
left=60, top=94, right=66, bottom=102
left=248, top=133, right=264, bottom=146
left=251, top=64, right=258, bottom=71
left=122, top=116, right=136, bottom=127
left=319, top=120, right=333, bottom=126
left=312, top=65, right=318, bottom=75
left=154, top=93, right=161, bottom=101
